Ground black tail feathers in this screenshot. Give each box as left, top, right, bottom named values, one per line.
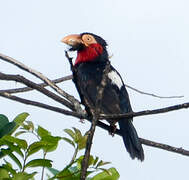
left=118, top=119, right=144, bottom=161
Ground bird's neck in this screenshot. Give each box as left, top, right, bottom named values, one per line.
left=74, top=44, right=104, bottom=66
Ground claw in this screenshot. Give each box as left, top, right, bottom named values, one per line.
left=109, top=124, right=117, bottom=136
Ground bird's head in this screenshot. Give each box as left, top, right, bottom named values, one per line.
left=61, top=32, right=108, bottom=65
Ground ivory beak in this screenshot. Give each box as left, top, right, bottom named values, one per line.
left=61, top=34, right=83, bottom=46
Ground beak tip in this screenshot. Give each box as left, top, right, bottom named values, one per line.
left=61, top=37, right=67, bottom=44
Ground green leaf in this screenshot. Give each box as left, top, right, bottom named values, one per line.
left=91, top=168, right=120, bottom=180
left=64, top=129, right=75, bottom=141
left=53, top=168, right=80, bottom=180
left=0, top=113, right=29, bottom=138
left=2, top=162, right=16, bottom=175
left=0, top=114, right=9, bottom=130
left=37, top=126, right=51, bottom=138
left=0, top=152, right=5, bottom=159
left=27, top=141, right=45, bottom=157
left=55, top=168, right=72, bottom=180
left=93, top=157, right=99, bottom=166
left=62, top=137, right=75, bottom=148
left=20, top=120, right=34, bottom=131
left=68, top=166, right=79, bottom=174
left=2, top=140, right=24, bottom=158
left=0, top=122, right=16, bottom=138
left=88, top=156, right=95, bottom=166
left=25, top=159, right=52, bottom=169
left=12, top=172, right=37, bottom=180
left=11, top=113, right=29, bottom=134
left=1, top=149, right=22, bottom=170
left=73, top=127, right=82, bottom=142
left=96, top=160, right=111, bottom=168
left=15, top=131, right=27, bottom=137
left=0, top=168, right=9, bottom=178
left=76, top=155, right=94, bottom=170
left=76, top=155, right=83, bottom=170
left=98, top=168, right=112, bottom=176
left=41, top=135, right=61, bottom=152
left=47, top=167, right=60, bottom=175
left=3, top=135, right=27, bottom=150
left=25, top=121, right=34, bottom=131
left=64, top=128, right=87, bottom=149
left=77, top=135, right=87, bottom=150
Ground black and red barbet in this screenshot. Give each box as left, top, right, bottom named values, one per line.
left=61, top=32, right=144, bottom=161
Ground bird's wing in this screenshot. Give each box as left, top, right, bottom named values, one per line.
left=76, top=65, right=132, bottom=116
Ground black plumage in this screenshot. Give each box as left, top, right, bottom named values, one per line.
left=62, top=33, right=144, bottom=161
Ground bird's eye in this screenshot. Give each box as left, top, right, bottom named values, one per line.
left=82, top=35, right=93, bottom=43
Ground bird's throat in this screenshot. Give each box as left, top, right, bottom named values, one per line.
left=74, top=44, right=103, bottom=65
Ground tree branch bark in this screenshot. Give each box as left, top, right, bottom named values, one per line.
left=100, top=102, right=189, bottom=120
left=0, top=53, right=82, bottom=112
left=0, top=91, right=83, bottom=119
left=0, top=72, right=75, bottom=111
left=0, top=75, right=72, bottom=94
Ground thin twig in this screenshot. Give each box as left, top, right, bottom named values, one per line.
left=41, top=152, right=47, bottom=180
left=125, top=84, right=184, bottom=99
left=0, top=75, right=72, bottom=94
left=100, top=102, right=189, bottom=120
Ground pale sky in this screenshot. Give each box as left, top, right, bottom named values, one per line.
left=0, top=0, right=189, bottom=179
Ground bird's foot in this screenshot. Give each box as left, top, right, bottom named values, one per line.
left=109, top=124, right=117, bottom=137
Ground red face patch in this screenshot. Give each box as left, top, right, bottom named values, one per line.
left=74, top=43, right=103, bottom=65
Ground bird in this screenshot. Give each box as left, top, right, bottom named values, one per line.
left=61, top=32, right=144, bottom=161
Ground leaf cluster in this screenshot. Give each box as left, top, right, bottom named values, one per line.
left=0, top=113, right=119, bottom=180
left=48, top=128, right=119, bottom=180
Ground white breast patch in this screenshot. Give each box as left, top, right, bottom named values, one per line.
left=108, top=70, right=123, bottom=89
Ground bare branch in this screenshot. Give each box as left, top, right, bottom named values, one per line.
left=0, top=91, right=83, bottom=119
left=0, top=72, right=75, bottom=110
left=0, top=75, right=72, bottom=94
left=126, top=84, right=184, bottom=99
left=97, top=120, right=189, bottom=156
left=0, top=53, right=82, bottom=112
left=140, top=138, right=189, bottom=156
left=100, top=102, right=189, bottom=120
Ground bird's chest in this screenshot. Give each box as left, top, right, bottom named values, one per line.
left=75, top=63, right=105, bottom=85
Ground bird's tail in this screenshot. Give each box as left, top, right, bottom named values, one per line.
left=118, top=119, right=144, bottom=161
